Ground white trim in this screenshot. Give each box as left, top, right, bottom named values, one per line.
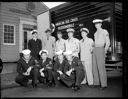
left=19, top=17, right=37, bottom=53
left=3, top=23, right=16, bottom=45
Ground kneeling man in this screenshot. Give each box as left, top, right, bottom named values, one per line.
left=15, top=49, right=40, bottom=88
left=38, top=50, right=54, bottom=87
left=60, top=50, right=85, bottom=91
left=52, top=50, right=65, bottom=87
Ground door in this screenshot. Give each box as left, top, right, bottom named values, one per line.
left=23, top=30, right=32, bottom=50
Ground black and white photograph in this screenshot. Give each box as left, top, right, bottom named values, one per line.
left=0, top=2, right=124, bottom=98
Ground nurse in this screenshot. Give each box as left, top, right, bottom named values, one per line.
left=80, top=28, right=94, bottom=86
left=55, top=31, right=66, bottom=52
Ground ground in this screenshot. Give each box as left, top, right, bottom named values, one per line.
left=1, top=63, right=122, bottom=97
left=1, top=76, right=122, bottom=97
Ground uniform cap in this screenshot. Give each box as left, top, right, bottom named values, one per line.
left=39, top=50, right=48, bottom=55
left=45, top=29, right=52, bottom=33
left=55, top=50, right=63, bottom=55
left=80, top=28, right=89, bottom=34
left=22, top=49, right=31, bottom=55
left=31, top=30, right=37, bottom=35
left=63, top=50, right=72, bottom=55
left=92, top=19, right=103, bottom=24
left=66, top=28, right=75, bottom=33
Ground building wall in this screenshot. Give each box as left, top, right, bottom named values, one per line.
left=0, top=2, right=48, bottom=62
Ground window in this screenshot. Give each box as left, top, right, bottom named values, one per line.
left=3, top=24, right=15, bottom=45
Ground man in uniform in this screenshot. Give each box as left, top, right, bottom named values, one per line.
left=92, top=19, right=110, bottom=89
left=60, top=51, right=85, bottom=91
left=42, top=29, right=56, bottom=60
left=80, top=28, right=94, bottom=86
left=38, top=50, right=54, bottom=87
left=52, top=50, right=65, bottom=87
left=65, top=28, right=80, bottom=57
left=15, top=49, right=40, bottom=88
left=28, top=30, right=42, bottom=60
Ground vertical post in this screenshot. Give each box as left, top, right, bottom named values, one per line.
left=110, top=2, right=117, bottom=61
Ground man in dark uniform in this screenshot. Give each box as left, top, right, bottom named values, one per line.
left=28, top=30, right=42, bottom=60
left=15, top=49, right=40, bottom=88
left=38, top=50, right=54, bottom=87
left=52, top=50, right=65, bottom=87
left=60, top=51, right=85, bottom=91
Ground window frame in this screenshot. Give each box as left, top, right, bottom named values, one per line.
left=3, top=23, right=16, bottom=45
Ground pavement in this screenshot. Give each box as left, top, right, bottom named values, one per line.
left=1, top=62, right=123, bottom=97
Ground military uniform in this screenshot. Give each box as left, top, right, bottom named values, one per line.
left=55, top=38, right=66, bottom=52
left=65, top=38, right=80, bottom=57
left=60, top=57, right=85, bottom=87
left=42, top=36, right=56, bottom=59
left=15, top=56, right=40, bottom=87
left=28, top=38, right=42, bottom=60
left=92, top=19, right=110, bottom=88
left=52, top=57, right=65, bottom=86
left=38, top=57, right=53, bottom=83
left=80, top=37, right=94, bottom=85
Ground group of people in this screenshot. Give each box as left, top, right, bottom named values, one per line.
left=15, top=19, right=110, bottom=91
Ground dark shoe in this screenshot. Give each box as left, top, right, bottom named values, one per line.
left=93, top=85, right=100, bottom=88
left=20, top=83, right=28, bottom=87
left=71, top=83, right=75, bottom=89
left=47, top=81, right=52, bottom=87
left=100, top=86, right=107, bottom=90
left=74, top=86, right=80, bottom=91
left=88, top=85, right=95, bottom=88
left=32, top=83, right=38, bottom=88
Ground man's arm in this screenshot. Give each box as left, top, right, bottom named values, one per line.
left=104, top=30, right=110, bottom=53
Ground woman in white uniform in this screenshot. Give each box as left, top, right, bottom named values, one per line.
left=55, top=31, right=66, bottom=52
left=80, top=28, right=94, bottom=86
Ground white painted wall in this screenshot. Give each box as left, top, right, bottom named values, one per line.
left=37, top=11, right=50, bottom=40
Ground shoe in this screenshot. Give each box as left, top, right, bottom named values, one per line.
left=100, top=86, right=107, bottom=90
left=74, top=86, right=80, bottom=91
left=93, top=85, right=100, bottom=88
left=88, top=85, right=95, bottom=88
left=71, top=83, right=75, bottom=89
left=47, top=81, right=52, bottom=87
left=32, top=83, right=38, bottom=88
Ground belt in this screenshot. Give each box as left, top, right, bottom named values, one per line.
left=94, top=44, right=104, bottom=47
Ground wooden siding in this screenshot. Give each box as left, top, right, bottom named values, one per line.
left=0, top=2, right=48, bottom=62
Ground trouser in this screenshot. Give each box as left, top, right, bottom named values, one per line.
left=81, top=60, right=93, bottom=85
left=15, top=68, right=39, bottom=86
left=52, top=71, right=60, bottom=85
left=60, top=69, right=85, bottom=87
left=92, top=47, right=107, bottom=87
left=39, top=69, right=53, bottom=83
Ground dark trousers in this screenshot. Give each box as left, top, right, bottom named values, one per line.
left=15, top=68, right=39, bottom=86
left=52, top=71, right=60, bottom=85
left=60, top=69, right=85, bottom=87
left=38, top=69, right=53, bottom=83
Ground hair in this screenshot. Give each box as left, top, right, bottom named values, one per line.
left=40, top=51, right=47, bottom=55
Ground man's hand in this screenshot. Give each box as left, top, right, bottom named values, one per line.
left=40, top=68, right=44, bottom=72
left=66, top=69, right=72, bottom=76
left=26, top=67, right=33, bottom=74
left=23, top=72, right=29, bottom=76
left=57, top=70, right=63, bottom=75
left=40, top=72, right=45, bottom=77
